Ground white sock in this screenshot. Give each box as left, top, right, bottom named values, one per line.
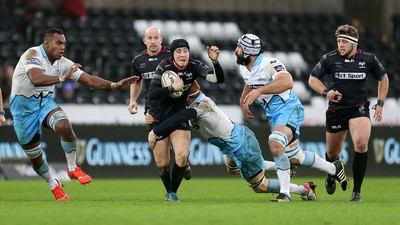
left=289, top=184, right=305, bottom=195
left=311, top=155, right=336, bottom=175
left=41, top=171, right=58, bottom=189
left=276, top=169, right=291, bottom=196
left=264, top=160, right=276, bottom=171
left=65, top=151, right=77, bottom=171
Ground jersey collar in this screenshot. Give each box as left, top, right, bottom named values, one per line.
left=254, top=53, right=263, bottom=66
left=39, top=44, right=47, bottom=58
left=247, top=53, right=263, bottom=71
left=350, top=49, right=362, bottom=58
left=337, top=49, right=362, bottom=58
left=144, top=46, right=167, bottom=57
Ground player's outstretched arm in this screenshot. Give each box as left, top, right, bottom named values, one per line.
left=148, top=108, right=197, bottom=149
left=153, top=108, right=197, bottom=138
left=27, top=64, right=80, bottom=86
left=77, top=73, right=138, bottom=90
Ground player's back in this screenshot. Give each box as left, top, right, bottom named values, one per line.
left=190, top=93, right=234, bottom=140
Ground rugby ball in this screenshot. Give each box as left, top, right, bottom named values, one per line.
left=161, top=70, right=183, bottom=98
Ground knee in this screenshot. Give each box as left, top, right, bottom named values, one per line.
left=175, top=154, right=188, bottom=167
left=268, top=131, right=288, bottom=155
left=354, top=140, right=368, bottom=152
left=289, top=158, right=300, bottom=165
left=54, top=119, right=71, bottom=132
left=155, top=159, right=169, bottom=168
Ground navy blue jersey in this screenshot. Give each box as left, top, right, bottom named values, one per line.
left=131, top=46, right=170, bottom=110
left=310, top=49, right=387, bottom=110
left=148, top=57, right=212, bottom=122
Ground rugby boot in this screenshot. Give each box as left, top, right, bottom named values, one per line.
left=51, top=179, right=69, bottom=201
left=301, top=181, right=317, bottom=200
left=68, top=167, right=92, bottom=185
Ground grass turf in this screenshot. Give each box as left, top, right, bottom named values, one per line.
left=0, top=177, right=399, bottom=225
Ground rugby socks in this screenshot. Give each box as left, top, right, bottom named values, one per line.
left=273, top=154, right=291, bottom=196
left=352, top=152, right=368, bottom=193
left=34, top=159, right=58, bottom=189
left=325, top=153, right=338, bottom=163
left=310, top=153, right=336, bottom=175
left=61, top=140, right=77, bottom=171
left=170, top=163, right=185, bottom=193
left=264, top=160, right=276, bottom=171
left=267, top=179, right=305, bottom=195
left=157, top=166, right=171, bottom=193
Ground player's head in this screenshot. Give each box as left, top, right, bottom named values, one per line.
left=43, top=28, right=66, bottom=62
left=335, top=24, right=359, bottom=57
left=235, top=34, right=262, bottom=65
left=170, top=38, right=190, bottom=69
left=143, top=26, right=163, bottom=55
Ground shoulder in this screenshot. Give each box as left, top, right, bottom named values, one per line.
left=24, top=46, right=41, bottom=59
left=190, top=58, right=209, bottom=69
left=265, top=57, right=282, bottom=65
left=23, top=46, right=43, bottom=66
left=160, top=57, right=171, bottom=66
left=316, top=50, right=338, bottom=66
left=358, top=49, right=378, bottom=60
left=161, top=46, right=170, bottom=53
left=132, top=50, right=148, bottom=62
left=264, top=57, right=286, bottom=72
left=156, top=58, right=173, bottom=71
left=322, top=50, right=338, bottom=60
left=158, top=47, right=171, bottom=60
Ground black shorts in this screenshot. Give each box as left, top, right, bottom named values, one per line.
left=149, top=120, right=190, bottom=140
left=326, top=102, right=370, bottom=133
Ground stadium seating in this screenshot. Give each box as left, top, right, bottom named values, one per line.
left=1, top=8, right=399, bottom=107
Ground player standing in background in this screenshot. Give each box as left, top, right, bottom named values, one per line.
left=10, top=28, right=137, bottom=201
left=128, top=26, right=192, bottom=180
left=147, top=39, right=224, bottom=202
left=0, top=87, right=5, bottom=125
left=235, top=33, right=348, bottom=202
left=147, top=82, right=318, bottom=201
left=308, top=24, right=389, bottom=202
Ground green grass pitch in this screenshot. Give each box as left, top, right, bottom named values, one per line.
left=0, top=177, right=399, bottom=225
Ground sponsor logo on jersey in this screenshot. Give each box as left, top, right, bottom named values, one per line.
left=142, top=72, right=156, bottom=79
left=359, top=62, right=366, bottom=68
left=331, top=125, right=342, bottom=129
left=345, top=59, right=354, bottom=63
left=248, top=84, right=264, bottom=90
left=177, top=71, right=193, bottom=80
left=148, top=57, right=158, bottom=61
left=274, top=65, right=285, bottom=72
left=335, top=72, right=366, bottom=79
left=26, top=58, right=41, bottom=66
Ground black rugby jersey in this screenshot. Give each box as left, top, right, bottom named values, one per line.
left=310, top=49, right=386, bottom=110
left=131, top=46, right=170, bottom=110
left=148, top=57, right=212, bottom=122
